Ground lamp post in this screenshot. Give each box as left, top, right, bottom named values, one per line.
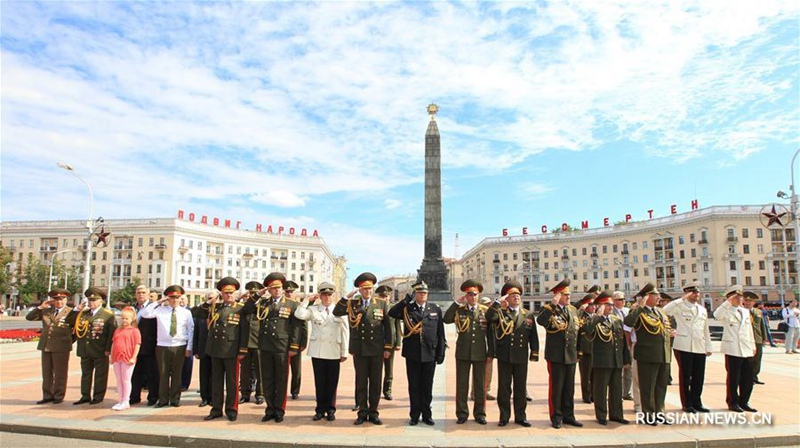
left=778, top=148, right=800, bottom=301
left=48, top=249, right=73, bottom=291
left=57, top=162, right=95, bottom=296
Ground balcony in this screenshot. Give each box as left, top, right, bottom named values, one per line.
left=113, top=244, right=133, bottom=250
left=155, top=244, right=167, bottom=250
left=39, top=246, right=57, bottom=252
left=590, top=252, right=598, bottom=258
left=727, top=236, right=738, bottom=243
left=698, top=238, right=709, bottom=245
left=561, top=255, right=569, bottom=260
left=621, top=249, right=629, bottom=255
left=493, top=258, right=500, bottom=264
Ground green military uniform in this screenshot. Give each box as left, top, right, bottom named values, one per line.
left=285, top=281, right=306, bottom=399
left=623, top=283, right=671, bottom=424
left=74, top=287, right=117, bottom=404
left=536, top=278, right=581, bottom=428
left=27, top=288, right=78, bottom=404
left=576, top=298, right=596, bottom=404
left=485, top=281, right=539, bottom=426
left=744, top=292, right=764, bottom=384
left=333, top=272, right=392, bottom=424
left=377, top=286, right=402, bottom=400
left=443, top=279, right=491, bottom=424
left=586, top=291, right=631, bottom=425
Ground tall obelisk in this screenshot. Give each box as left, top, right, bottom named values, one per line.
left=418, top=104, right=450, bottom=301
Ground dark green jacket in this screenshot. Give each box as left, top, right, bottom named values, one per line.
left=27, top=306, right=78, bottom=353
left=536, top=303, right=580, bottom=364
left=75, top=308, right=116, bottom=358
left=333, top=296, right=392, bottom=357
left=623, top=306, right=672, bottom=363
left=256, top=296, right=301, bottom=353
left=443, top=302, right=492, bottom=362
left=586, top=314, right=630, bottom=369
left=485, top=303, right=539, bottom=364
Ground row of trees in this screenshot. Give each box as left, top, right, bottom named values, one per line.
left=0, top=247, right=141, bottom=307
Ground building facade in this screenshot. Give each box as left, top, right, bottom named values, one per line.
left=1, top=217, right=342, bottom=306
left=458, top=205, right=797, bottom=309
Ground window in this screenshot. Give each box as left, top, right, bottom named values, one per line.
left=691, top=248, right=696, bottom=257
left=554, top=262, right=559, bottom=269
left=727, top=228, right=735, bottom=238
left=582, top=248, right=587, bottom=256
left=703, top=263, right=709, bottom=272
left=759, top=276, right=766, bottom=286
left=757, top=244, right=764, bottom=254
left=503, top=253, right=508, bottom=261
left=292, top=251, right=296, bottom=259
left=758, top=260, right=766, bottom=270
left=544, top=251, right=548, bottom=258
left=757, top=228, right=763, bottom=238
left=745, top=276, right=752, bottom=286
left=679, top=250, right=685, bottom=259
left=291, top=262, right=296, bottom=270
left=680, top=265, right=686, bottom=274
left=149, top=237, right=154, bottom=247
left=728, top=245, right=735, bottom=254
left=632, top=242, right=638, bottom=250
left=633, top=255, right=638, bottom=263
left=743, top=245, right=750, bottom=254
left=730, top=276, right=737, bottom=285
left=613, top=244, right=618, bottom=253
left=602, top=246, right=608, bottom=254
left=744, top=261, right=751, bottom=270
left=544, top=262, right=549, bottom=270
left=614, top=270, right=619, bottom=278
left=690, top=233, right=695, bottom=243
left=678, top=236, right=685, bottom=244
left=642, top=241, right=648, bottom=249
left=643, top=255, right=649, bottom=263
left=572, top=248, right=577, bottom=256
left=729, top=261, right=737, bottom=270
left=742, top=228, right=749, bottom=238
left=513, top=253, right=518, bottom=260
left=643, top=268, right=649, bottom=276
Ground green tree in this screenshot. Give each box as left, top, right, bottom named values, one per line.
left=0, top=246, right=13, bottom=295
left=18, top=258, right=50, bottom=304
left=111, top=276, right=143, bottom=306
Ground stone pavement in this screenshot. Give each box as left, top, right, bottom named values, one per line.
left=0, top=327, right=798, bottom=448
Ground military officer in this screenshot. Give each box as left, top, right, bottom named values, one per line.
left=252, top=272, right=301, bottom=423
left=284, top=280, right=306, bottom=400
left=662, top=281, right=712, bottom=413
left=485, top=280, right=539, bottom=427
left=443, top=279, right=491, bottom=425
left=333, top=272, right=392, bottom=425
left=200, top=277, right=257, bottom=421
left=576, top=291, right=598, bottom=404
left=376, top=285, right=401, bottom=401
left=239, top=281, right=265, bottom=405
left=388, top=281, right=446, bottom=426
left=192, top=290, right=215, bottom=408
left=586, top=291, right=630, bottom=425
left=536, top=278, right=582, bottom=428
left=27, top=288, right=79, bottom=404
left=73, top=287, right=117, bottom=405
left=623, top=283, right=672, bottom=425
left=130, top=285, right=159, bottom=406
left=714, top=285, right=757, bottom=413
left=743, top=292, right=765, bottom=385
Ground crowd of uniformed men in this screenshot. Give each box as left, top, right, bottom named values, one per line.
left=27, top=270, right=765, bottom=427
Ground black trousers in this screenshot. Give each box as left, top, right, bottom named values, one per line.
left=130, top=353, right=159, bottom=404
left=592, top=367, right=623, bottom=421
left=312, top=357, right=341, bottom=414
left=240, top=348, right=262, bottom=398
left=181, top=354, right=193, bottom=390
left=290, top=349, right=302, bottom=396
left=41, top=351, right=70, bottom=401
left=497, top=361, right=528, bottom=423
left=406, top=359, right=436, bottom=420
left=260, top=351, right=289, bottom=417
left=546, top=361, right=576, bottom=423
left=674, top=349, right=707, bottom=409
left=353, top=354, right=383, bottom=419
left=578, top=354, right=593, bottom=402
left=79, top=356, right=109, bottom=401
left=155, top=345, right=186, bottom=405
left=197, top=355, right=212, bottom=403
left=725, top=355, right=754, bottom=408
left=210, top=357, right=239, bottom=418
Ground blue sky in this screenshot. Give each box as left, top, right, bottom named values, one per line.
left=1, top=1, right=798, bottom=285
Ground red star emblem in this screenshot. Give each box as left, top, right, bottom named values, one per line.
left=762, top=205, right=788, bottom=227
left=95, top=226, right=111, bottom=247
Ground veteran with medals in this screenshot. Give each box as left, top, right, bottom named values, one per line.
left=73, top=287, right=117, bottom=405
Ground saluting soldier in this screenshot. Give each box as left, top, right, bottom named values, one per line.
left=586, top=291, right=630, bottom=426
left=443, top=279, right=491, bottom=425
left=191, top=290, right=215, bottom=408
left=73, top=287, right=117, bottom=405
left=252, top=272, right=302, bottom=423
left=576, top=289, right=598, bottom=404
left=333, top=272, right=392, bottom=425
left=239, top=281, right=265, bottom=405
left=388, top=281, right=446, bottom=426
left=376, top=285, right=401, bottom=401
left=284, top=281, right=306, bottom=400
left=662, top=281, right=712, bottom=413
left=623, top=283, right=672, bottom=425
left=485, top=280, right=539, bottom=427
left=714, top=285, right=757, bottom=413
left=200, top=277, right=257, bottom=421
left=743, top=292, right=765, bottom=386
left=536, top=278, right=582, bottom=429
left=27, top=288, right=79, bottom=404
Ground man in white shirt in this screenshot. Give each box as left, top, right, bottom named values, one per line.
left=662, top=281, right=712, bottom=413
left=139, top=284, right=194, bottom=407
left=713, top=285, right=756, bottom=413
left=782, top=300, right=799, bottom=354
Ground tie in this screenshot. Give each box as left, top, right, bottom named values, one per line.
left=170, top=307, right=177, bottom=337
left=363, top=299, right=369, bottom=309
left=325, top=307, right=330, bottom=316
left=511, top=308, right=517, bottom=318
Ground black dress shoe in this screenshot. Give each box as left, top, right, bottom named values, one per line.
left=409, top=419, right=419, bottom=426
left=475, top=417, right=487, bottom=425
left=728, top=405, right=744, bottom=413
left=526, top=394, right=532, bottom=402
left=239, top=396, right=250, bottom=404
left=422, top=417, right=435, bottom=426
left=199, top=400, right=209, bottom=407
left=274, top=415, right=284, bottom=423
left=73, top=398, right=90, bottom=405
left=740, top=404, right=758, bottom=413
left=383, top=393, right=393, bottom=400
left=291, top=394, right=298, bottom=400
left=456, top=417, right=467, bottom=424
left=154, top=402, right=168, bottom=408
left=597, top=419, right=607, bottom=426
left=351, top=405, right=359, bottom=411
left=228, top=415, right=237, bottom=421
left=52, top=399, right=63, bottom=404
left=255, top=396, right=264, bottom=405
left=354, top=417, right=366, bottom=425
left=170, top=402, right=180, bottom=407
left=37, top=398, right=54, bottom=404
left=261, top=414, right=275, bottom=422
left=695, top=405, right=710, bottom=413
left=89, top=398, right=104, bottom=405
left=515, top=420, right=532, bottom=427
left=369, top=416, right=383, bottom=425
left=754, top=380, right=765, bottom=385
left=486, top=394, right=496, bottom=401
left=552, top=420, right=562, bottom=429
left=683, top=407, right=696, bottom=413
left=204, top=414, right=222, bottom=421
left=129, top=399, right=141, bottom=405
left=147, top=400, right=158, bottom=406
left=326, top=412, right=335, bottom=421
left=313, top=413, right=325, bottom=421
left=498, top=421, right=508, bottom=427
left=563, top=418, right=583, bottom=427
left=582, top=398, right=592, bottom=404
left=610, top=418, right=629, bottom=425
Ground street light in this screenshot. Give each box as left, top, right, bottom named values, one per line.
left=48, top=249, right=73, bottom=291
left=57, top=162, right=95, bottom=296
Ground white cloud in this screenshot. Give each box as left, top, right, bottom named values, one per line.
left=384, top=199, right=402, bottom=210
left=250, top=191, right=309, bottom=208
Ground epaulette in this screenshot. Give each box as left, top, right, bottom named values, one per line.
left=477, top=304, right=489, bottom=311
left=101, top=308, right=114, bottom=316
left=232, top=302, right=243, bottom=308
left=543, top=303, right=554, bottom=311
